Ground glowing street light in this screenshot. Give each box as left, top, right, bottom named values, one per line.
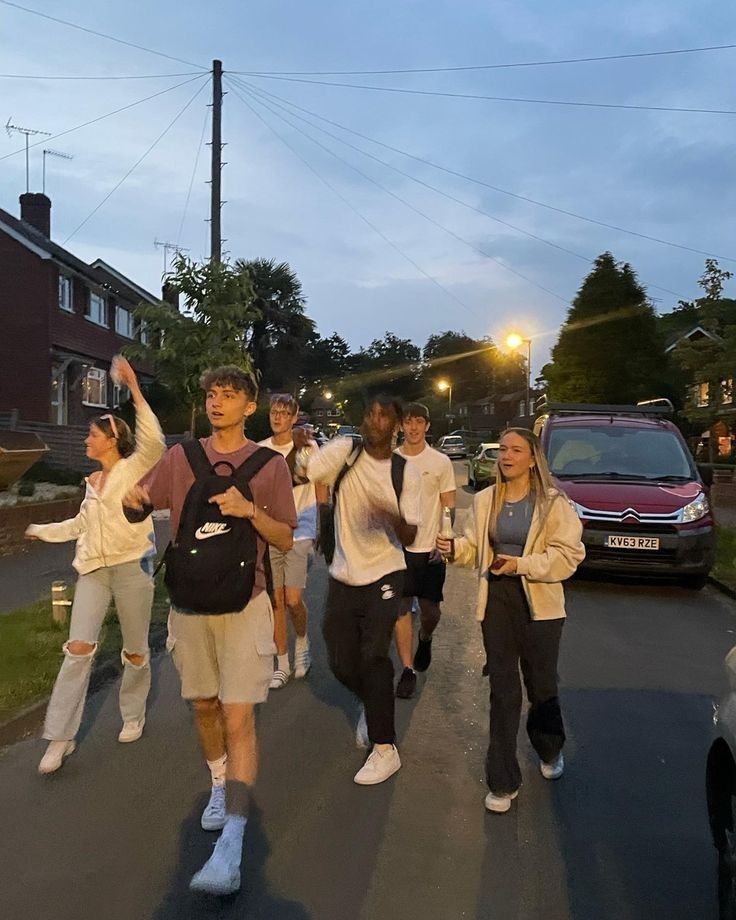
left=506, top=333, right=532, bottom=420
left=437, top=379, right=452, bottom=413
left=324, top=390, right=333, bottom=400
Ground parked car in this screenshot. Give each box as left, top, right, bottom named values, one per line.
left=449, top=428, right=495, bottom=453
left=535, top=403, right=715, bottom=587
left=467, top=442, right=500, bottom=490
left=437, top=434, right=468, bottom=459
left=707, top=646, right=736, bottom=918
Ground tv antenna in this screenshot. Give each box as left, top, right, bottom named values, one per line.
left=42, top=148, right=73, bottom=195
left=5, top=118, right=51, bottom=192
left=154, top=238, right=189, bottom=274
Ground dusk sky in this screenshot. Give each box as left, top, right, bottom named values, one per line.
left=2, top=0, right=735, bottom=376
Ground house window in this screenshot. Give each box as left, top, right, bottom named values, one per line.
left=115, top=305, right=135, bottom=339
left=82, top=367, right=108, bottom=407
left=722, top=379, right=733, bottom=406
left=86, top=291, right=108, bottom=326
left=50, top=364, right=67, bottom=425
left=58, top=275, right=73, bottom=313
left=488, top=402, right=495, bottom=414
left=519, top=400, right=527, bottom=418
left=112, top=384, right=130, bottom=408
left=482, top=405, right=489, bottom=415
left=315, top=408, right=324, bottom=417
left=138, top=321, right=150, bottom=346
left=696, top=382, right=710, bottom=408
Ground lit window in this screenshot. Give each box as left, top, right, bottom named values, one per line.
left=519, top=400, right=527, bottom=418
left=86, top=291, right=107, bottom=326
left=696, top=383, right=710, bottom=408
left=115, top=306, right=135, bottom=339
left=82, top=368, right=108, bottom=407
left=58, top=275, right=73, bottom=312
left=482, top=404, right=489, bottom=414
left=722, top=379, right=733, bottom=406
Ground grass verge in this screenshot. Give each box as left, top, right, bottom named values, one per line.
left=714, top=524, right=736, bottom=593
left=0, top=576, right=169, bottom=723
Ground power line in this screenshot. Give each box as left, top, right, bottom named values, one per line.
left=0, top=0, right=208, bottom=70
left=233, top=42, right=736, bottom=76
left=176, top=104, right=211, bottom=248
left=233, top=76, right=686, bottom=301
left=225, top=79, right=482, bottom=318
left=0, top=73, right=208, bottom=162
left=229, top=77, right=736, bottom=265
left=0, top=71, right=203, bottom=80
left=241, top=72, right=736, bottom=117
left=228, top=78, right=569, bottom=305
left=62, top=79, right=209, bottom=246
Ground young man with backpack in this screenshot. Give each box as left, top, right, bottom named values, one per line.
left=394, top=403, right=456, bottom=699
left=308, top=395, right=421, bottom=785
left=123, top=366, right=296, bottom=896
left=258, top=394, right=328, bottom=688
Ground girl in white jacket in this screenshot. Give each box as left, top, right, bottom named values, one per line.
left=26, top=356, right=165, bottom=774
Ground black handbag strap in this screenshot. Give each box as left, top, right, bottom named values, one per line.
left=333, top=441, right=364, bottom=500
left=182, top=438, right=213, bottom=479
left=233, top=445, right=279, bottom=486
left=391, top=452, right=406, bottom=505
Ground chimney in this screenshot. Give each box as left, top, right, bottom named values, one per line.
left=162, top=280, right=180, bottom=310
left=19, top=192, right=51, bottom=237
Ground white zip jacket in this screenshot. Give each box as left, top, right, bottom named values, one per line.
left=26, top=402, right=166, bottom=575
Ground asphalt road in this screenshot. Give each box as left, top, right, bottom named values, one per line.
left=0, top=460, right=734, bottom=919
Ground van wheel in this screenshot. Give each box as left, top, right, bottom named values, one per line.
left=683, top=574, right=708, bottom=590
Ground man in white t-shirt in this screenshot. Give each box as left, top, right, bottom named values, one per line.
left=394, top=403, right=456, bottom=700
left=308, top=395, right=421, bottom=786
left=259, top=395, right=328, bottom=688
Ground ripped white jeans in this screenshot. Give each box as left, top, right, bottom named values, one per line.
left=43, top=560, right=154, bottom=741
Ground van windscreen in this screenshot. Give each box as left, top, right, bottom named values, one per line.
left=547, top=426, right=694, bottom=480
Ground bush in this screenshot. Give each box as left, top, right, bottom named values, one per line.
left=16, top=481, right=36, bottom=497
left=20, top=460, right=83, bottom=486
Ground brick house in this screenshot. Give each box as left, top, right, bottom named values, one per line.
left=0, top=193, right=158, bottom=427
left=309, top=394, right=346, bottom=432
left=455, top=389, right=541, bottom=433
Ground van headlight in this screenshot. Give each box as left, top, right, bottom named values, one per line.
left=680, top=492, right=709, bottom=523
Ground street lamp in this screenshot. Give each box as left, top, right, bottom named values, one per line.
left=323, top=390, right=333, bottom=400
left=506, top=333, right=532, bottom=421
left=437, top=379, right=452, bottom=413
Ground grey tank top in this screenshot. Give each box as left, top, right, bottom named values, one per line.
left=491, top=493, right=535, bottom=557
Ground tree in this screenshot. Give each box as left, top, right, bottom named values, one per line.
left=235, top=258, right=315, bottom=393
left=349, top=332, right=422, bottom=401
left=126, top=255, right=259, bottom=434
left=421, top=331, right=503, bottom=405
left=543, top=252, right=669, bottom=404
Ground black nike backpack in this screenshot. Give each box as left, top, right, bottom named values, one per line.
left=164, top=440, right=278, bottom=615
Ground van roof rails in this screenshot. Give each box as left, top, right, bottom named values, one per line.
left=545, top=402, right=672, bottom=418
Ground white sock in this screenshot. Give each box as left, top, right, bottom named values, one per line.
left=220, top=814, right=247, bottom=846
left=207, top=753, right=227, bottom=787
left=277, top=654, right=290, bottom=674
left=295, top=634, right=309, bottom=654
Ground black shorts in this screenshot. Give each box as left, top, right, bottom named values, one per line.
left=402, top=551, right=446, bottom=603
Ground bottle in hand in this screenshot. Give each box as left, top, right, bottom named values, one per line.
left=439, top=506, right=454, bottom=562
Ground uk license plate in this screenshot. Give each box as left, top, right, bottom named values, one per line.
left=605, top=535, right=660, bottom=550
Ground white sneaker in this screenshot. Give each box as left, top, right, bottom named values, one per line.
left=269, top=668, right=290, bottom=690
left=189, top=832, right=242, bottom=895
left=484, top=789, right=519, bottom=813
left=38, top=740, right=76, bottom=775
left=294, top=645, right=311, bottom=679
left=118, top=718, right=145, bottom=743
left=355, top=707, right=369, bottom=749
left=354, top=745, right=401, bottom=785
left=201, top=784, right=226, bottom=831
left=540, top=752, right=564, bottom=780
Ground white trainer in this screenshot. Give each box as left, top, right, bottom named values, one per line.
left=484, top=789, right=519, bottom=814
left=540, top=752, right=565, bottom=780
left=189, top=833, right=242, bottom=895
left=38, top=740, right=76, bottom=775
left=201, top=784, right=227, bottom=831
left=269, top=669, right=290, bottom=690
left=355, top=707, right=370, bottom=749
left=354, top=745, right=401, bottom=785
left=294, top=645, right=311, bottom=679
left=118, top=718, right=145, bottom=743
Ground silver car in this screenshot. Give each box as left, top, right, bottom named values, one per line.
left=707, top=646, right=736, bottom=917
left=437, top=435, right=468, bottom=459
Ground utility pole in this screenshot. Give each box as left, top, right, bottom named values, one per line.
left=210, top=60, right=223, bottom=262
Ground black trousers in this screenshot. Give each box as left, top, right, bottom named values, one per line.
left=322, top=571, right=404, bottom=745
left=481, top=575, right=565, bottom=794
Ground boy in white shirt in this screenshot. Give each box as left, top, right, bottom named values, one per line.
left=394, top=403, right=456, bottom=699
left=308, top=395, right=421, bottom=785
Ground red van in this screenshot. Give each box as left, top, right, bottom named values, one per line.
left=535, top=404, right=715, bottom=588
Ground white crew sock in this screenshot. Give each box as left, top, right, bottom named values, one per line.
left=295, top=634, right=309, bottom=654
left=207, top=753, right=227, bottom=787
left=277, top=653, right=290, bottom=674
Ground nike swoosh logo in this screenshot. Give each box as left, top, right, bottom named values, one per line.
left=194, top=526, right=231, bottom=540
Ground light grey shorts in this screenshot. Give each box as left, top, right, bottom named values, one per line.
left=167, top=590, right=277, bottom=704
left=270, top=538, right=313, bottom=590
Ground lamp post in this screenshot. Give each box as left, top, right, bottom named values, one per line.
left=437, top=379, right=452, bottom=414
left=506, top=333, right=532, bottom=421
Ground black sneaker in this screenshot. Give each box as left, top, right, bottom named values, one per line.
left=413, top=636, right=433, bottom=672
left=396, top=667, right=417, bottom=699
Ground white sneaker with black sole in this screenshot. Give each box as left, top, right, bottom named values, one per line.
left=354, top=745, right=401, bottom=785
left=201, top=784, right=226, bottom=831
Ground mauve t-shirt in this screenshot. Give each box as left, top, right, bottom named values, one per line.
left=143, top=437, right=297, bottom=597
